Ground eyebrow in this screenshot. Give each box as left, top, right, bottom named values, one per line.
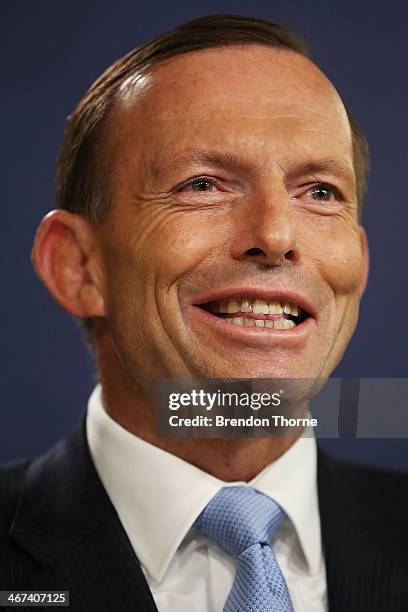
left=149, top=150, right=250, bottom=179
left=176, top=150, right=249, bottom=168
left=286, top=159, right=355, bottom=184
left=146, top=150, right=251, bottom=184
left=150, top=149, right=355, bottom=186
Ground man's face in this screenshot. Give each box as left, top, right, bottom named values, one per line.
left=96, top=45, right=368, bottom=386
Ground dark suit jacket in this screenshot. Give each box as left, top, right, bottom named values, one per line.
left=1, top=418, right=408, bottom=612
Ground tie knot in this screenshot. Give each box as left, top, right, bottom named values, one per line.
left=195, top=486, right=285, bottom=559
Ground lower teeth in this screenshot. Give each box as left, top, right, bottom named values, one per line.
left=227, top=317, right=295, bottom=329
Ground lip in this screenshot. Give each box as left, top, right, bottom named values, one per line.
left=191, top=286, right=317, bottom=319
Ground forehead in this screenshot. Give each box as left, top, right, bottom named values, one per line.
left=112, top=45, right=353, bottom=171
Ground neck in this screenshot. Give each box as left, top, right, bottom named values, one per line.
left=96, top=330, right=301, bottom=482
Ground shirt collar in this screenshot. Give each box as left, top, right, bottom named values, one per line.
left=86, top=384, right=321, bottom=581
left=250, top=430, right=321, bottom=575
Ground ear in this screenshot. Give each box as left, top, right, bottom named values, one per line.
left=31, top=210, right=106, bottom=318
left=358, top=225, right=369, bottom=297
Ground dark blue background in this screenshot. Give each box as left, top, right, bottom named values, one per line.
left=2, top=1, right=407, bottom=468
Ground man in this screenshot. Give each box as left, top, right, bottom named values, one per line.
left=1, top=13, right=408, bottom=612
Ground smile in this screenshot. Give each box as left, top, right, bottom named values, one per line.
left=200, top=297, right=309, bottom=330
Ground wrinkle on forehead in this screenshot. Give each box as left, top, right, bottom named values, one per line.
left=140, top=113, right=353, bottom=159
left=117, top=95, right=351, bottom=151
left=144, top=99, right=346, bottom=120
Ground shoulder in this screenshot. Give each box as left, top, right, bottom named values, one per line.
left=318, top=448, right=408, bottom=502
left=318, top=448, right=408, bottom=553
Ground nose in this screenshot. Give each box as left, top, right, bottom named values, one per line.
left=231, top=179, right=298, bottom=266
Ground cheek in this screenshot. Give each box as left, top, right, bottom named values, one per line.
left=101, top=206, right=225, bottom=304
left=98, top=208, right=226, bottom=374
left=304, top=219, right=364, bottom=297
left=135, top=209, right=228, bottom=286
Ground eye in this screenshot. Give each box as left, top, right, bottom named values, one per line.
left=177, top=178, right=217, bottom=193
left=308, top=183, right=340, bottom=202
left=191, top=179, right=215, bottom=192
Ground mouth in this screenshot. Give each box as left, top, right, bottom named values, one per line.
left=196, top=295, right=311, bottom=330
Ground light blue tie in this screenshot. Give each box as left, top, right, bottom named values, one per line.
left=195, top=486, right=294, bottom=612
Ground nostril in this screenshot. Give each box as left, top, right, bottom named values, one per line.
left=246, top=247, right=264, bottom=256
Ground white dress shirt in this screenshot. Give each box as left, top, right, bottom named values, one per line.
left=86, top=384, right=327, bottom=611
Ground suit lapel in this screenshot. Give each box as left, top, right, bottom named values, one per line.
left=9, top=417, right=158, bottom=611
left=317, top=447, right=408, bottom=612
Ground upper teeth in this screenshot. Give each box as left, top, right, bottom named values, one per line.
left=213, top=297, right=300, bottom=317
